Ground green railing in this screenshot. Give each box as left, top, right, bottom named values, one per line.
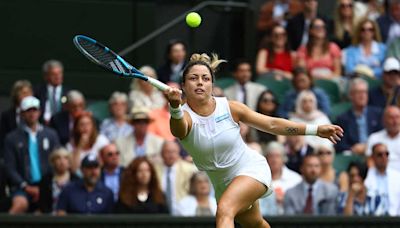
left=0, top=214, right=399, bottom=228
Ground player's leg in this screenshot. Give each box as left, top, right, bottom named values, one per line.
left=235, top=200, right=270, bottom=228
left=216, top=175, right=270, bottom=228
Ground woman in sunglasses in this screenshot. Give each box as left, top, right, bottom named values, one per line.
left=333, top=0, right=360, bottom=49
left=343, top=18, right=386, bottom=79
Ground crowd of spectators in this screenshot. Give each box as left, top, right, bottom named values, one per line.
left=1, top=0, right=400, bottom=218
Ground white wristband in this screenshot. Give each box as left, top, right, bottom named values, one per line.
left=169, top=104, right=184, bottom=120
left=305, top=124, right=318, bottom=135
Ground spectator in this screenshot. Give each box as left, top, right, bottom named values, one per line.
left=4, top=96, right=60, bottom=214
left=256, top=25, right=294, bottom=79
left=254, top=90, right=283, bottom=145
left=366, top=106, right=400, bottom=172
left=284, top=154, right=338, bottom=215
left=365, top=143, right=400, bottom=216
left=284, top=135, right=314, bottom=173
left=337, top=161, right=371, bottom=215
left=261, top=141, right=302, bottom=215
left=67, top=112, right=109, bottom=172
left=224, top=59, right=267, bottom=111
left=332, top=0, right=360, bottom=49
left=115, top=157, right=168, bottom=214
left=278, top=67, right=331, bottom=118
left=56, top=154, right=114, bottom=215
left=100, top=92, right=133, bottom=142
left=387, top=36, right=400, bottom=59
left=157, top=39, right=187, bottom=83
left=335, top=78, right=383, bottom=154
left=369, top=57, right=400, bottom=109
left=154, top=140, right=197, bottom=214
left=38, top=147, right=79, bottom=214
left=296, top=18, right=342, bottom=80
left=315, top=144, right=337, bottom=185
left=0, top=80, right=33, bottom=158
left=286, top=0, right=332, bottom=51
left=175, top=172, right=217, bottom=216
left=343, top=18, right=386, bottom=79
left=355, top=0, right=385, bottom=20
left=99, top=143, right=124, bottom=202
left=116, top=106, right=164, bottom=167
left=212, top=85, right=225, bottom=97
left=148, top=82, right=180, bottom=141
left=50, top=90, right=86, bottom=145
left=289, top=90, right=332, bottom=148
left=377, top=0, right=400, bottom=44
left=34, top=60, right=70, bottom=124
left=129, top=66, right=166, bottom=110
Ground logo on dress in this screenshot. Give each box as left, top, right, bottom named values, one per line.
left=215, top=113, right=229, bottom=123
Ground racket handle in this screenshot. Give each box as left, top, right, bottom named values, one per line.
left=147, top=77, right=170, bottom=91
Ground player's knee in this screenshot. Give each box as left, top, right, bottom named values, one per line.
left=216, top=202, right=236, bottom=219
left=237, top=218, right=266, bottom=228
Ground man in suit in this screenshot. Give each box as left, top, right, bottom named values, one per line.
left=0, top=80, right=33, bottom=159
left=284, top=154, right=338, bottom=215
left=224, top=59, right=267, bottom=111
left=335, top=78, right=383, bottom=154
left=4, top=96, right=60, bottom=214
left=116, top=106, right=164, bottom=167
left=99, top=143, right=124, bottom=202
left=154, top=140, right=197, bottom=215
left=50, top=90, right=86, bottom=145
left=365, top=143, right=400, bottom=216
left=34, top=60, right=70, bottom=124
left=286, top=0, right=333, bottom=51
left=377, top=0, right=400, bottom=44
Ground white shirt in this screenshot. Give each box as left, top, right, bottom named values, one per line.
left=388, top=22, right=400, bottom=45
left=44, top=84, right=62, bottom=122
left=366, top=129, right=400, bottom=172
left=272, top=166, right=302, bottom=193
left=162, top=164, right=177, bottom=214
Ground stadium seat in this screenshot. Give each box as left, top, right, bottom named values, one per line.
left=361, top=76, right=382, bottom=89
left=87, top=100, right=110, bottom=122
left=333, top=153, right=364, bottom=174
left=214, top=77, right=235, bottom=89
left=314, top=79, right=341, bottom=104
left=329, top=101, right=352, bottom=122
left=256, top=78, right=292, bottom=104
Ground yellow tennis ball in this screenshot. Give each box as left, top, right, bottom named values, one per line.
left=186, top=12, right=201, bottom=28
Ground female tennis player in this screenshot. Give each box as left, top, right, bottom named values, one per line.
left=165, top=53, right=343, bottom=228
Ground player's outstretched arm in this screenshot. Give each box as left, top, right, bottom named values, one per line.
left=165, top=87, right=192, bottom=139
left=229, top=101, right=343, bottom=144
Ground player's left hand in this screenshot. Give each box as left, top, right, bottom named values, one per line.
left=317, top=124, right=344, bottom=144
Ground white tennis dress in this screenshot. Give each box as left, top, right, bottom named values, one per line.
left=180, top=97, right=272, bottom=201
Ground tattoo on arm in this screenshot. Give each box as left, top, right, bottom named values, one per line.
left=285, top=127, right=299, bottom=135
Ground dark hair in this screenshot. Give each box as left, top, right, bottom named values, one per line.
left=72, top=112, right=98, bottom=149
left=119, top=157, right=165, bottom=207
left=260, top=25, right=290, bottom=64
left=306, top=18, right=329, bottom=56
left=165, top=39, right=187, bottom=63
left=292, top=66, right=314, bottom=89
left=231, top=58, right=251, bottom=72
left=256, top=90, right=279, bottom=116
left=301, top=153, right=320, bottom=166
left=371, top=142, right=387, bottom=155
left=347, top=161, right=369, bottom=180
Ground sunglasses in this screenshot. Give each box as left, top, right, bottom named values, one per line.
left=106, top=151, right=120, bottom=157
left=261, top=97, right=275, bottom=103
left=340, top=3, right=353, bottom=8
left=317, top=151, right=332, bottom=156
left=361, top=27, right=374, bottom=32
left=374, top=151, right=389, bottom=158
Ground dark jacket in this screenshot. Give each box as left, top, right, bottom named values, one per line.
left=49, top=111, right=71, bottom=146
left=376, top=14, right=394, bottom=43
left=0, top=108, right=18, bottom=158
left=38, top=171, right=80, bottom=213
left=286, top=13, right=333, bottom=51
left=34, top=83, right=69, bottom=122
left=114, top=193, right=169, bottom=214
left=4, top=125, right=60, bottom=190
left=335, top=106, right=383, bottom=153
left=156, top=61, right=187, bottom=84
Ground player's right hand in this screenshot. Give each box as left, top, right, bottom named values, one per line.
left=165, top=87, right=183, bottom=108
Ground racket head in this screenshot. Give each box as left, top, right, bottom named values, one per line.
left=73, top=35, right=146, bottom=80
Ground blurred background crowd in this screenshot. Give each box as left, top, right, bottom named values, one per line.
left=1, top=0, right=400, bottom=218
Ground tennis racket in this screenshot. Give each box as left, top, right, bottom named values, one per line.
left=73, top=35, right=170, bottom=91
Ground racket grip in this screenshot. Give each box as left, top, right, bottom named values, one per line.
left=147, top=77, right=170, bottom=91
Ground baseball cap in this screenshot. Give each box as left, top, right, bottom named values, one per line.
left=81, top=154, right=100, bottom=168
left=20, top=96, right=40, bottom=111
left=383, top=57, right=400, bottom=72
